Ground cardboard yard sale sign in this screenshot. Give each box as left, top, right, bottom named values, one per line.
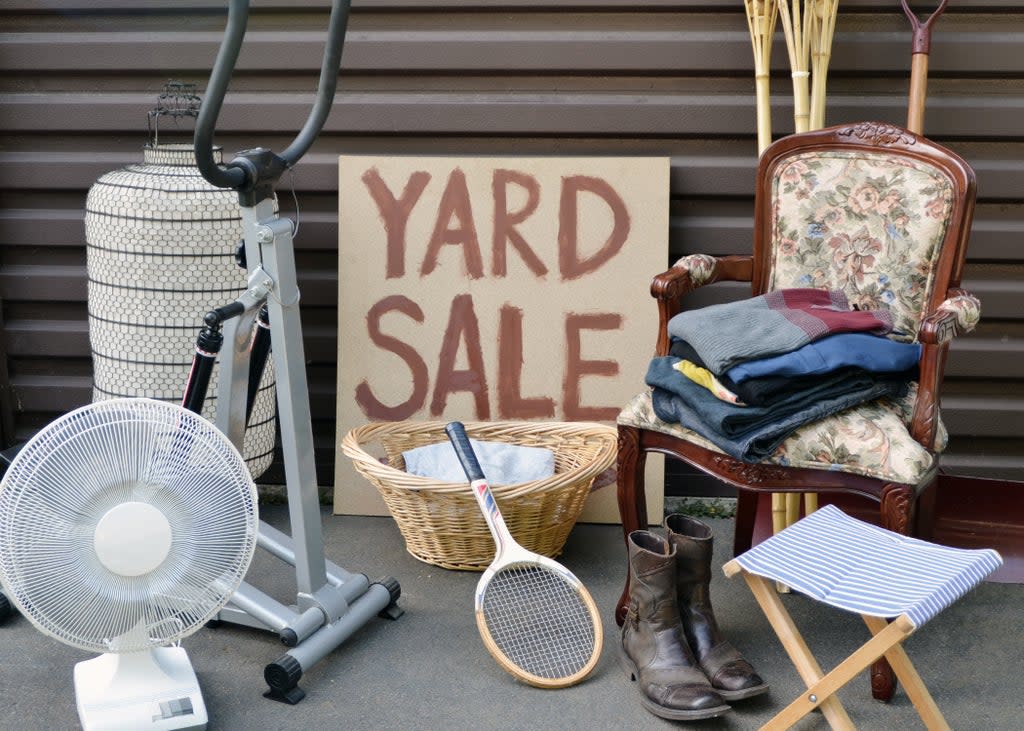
left=334, top=156, right=669, bottom=523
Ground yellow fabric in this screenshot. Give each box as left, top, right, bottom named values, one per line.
left=673, top=359, right=743, bottom=405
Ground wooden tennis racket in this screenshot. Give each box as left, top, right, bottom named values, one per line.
left=444, top=421, right=603, bottom=688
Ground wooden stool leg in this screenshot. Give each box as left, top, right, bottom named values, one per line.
left=863, top=616, right=951, bottom=731
left=738, top=570, right=856, bottom=730
left=765, top=615, right=916, bottom=730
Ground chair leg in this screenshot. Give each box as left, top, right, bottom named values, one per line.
left=881, top=482, right=915, bottom=536
left=914, top=476, right=939, bottom=542
left=615, top=425, right=647, bottom=626
left=870, top=657, right=898, bottom=704
left=733, top=489, right=758, bottom=556
left=872, top=482, right=918, bottom=702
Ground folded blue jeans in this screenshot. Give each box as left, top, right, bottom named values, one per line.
left=646, top=356, right=908, bottom=463
left=669, top=336, right=918, bottom=406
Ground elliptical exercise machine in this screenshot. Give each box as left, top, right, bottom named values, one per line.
left=188, top=0, right=401, bottom=704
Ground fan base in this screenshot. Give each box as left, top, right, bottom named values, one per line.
left=74, top=647, right=208, bottom=731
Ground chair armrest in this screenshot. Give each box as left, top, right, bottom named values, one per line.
left=651, top=254, right=753, bottom=355
left=909, top=288, right=981, bottom=449
left=916, top=289, right=981, bottom=345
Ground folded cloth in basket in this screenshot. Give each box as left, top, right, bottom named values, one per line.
left=402, top=439, right=556, bottom=485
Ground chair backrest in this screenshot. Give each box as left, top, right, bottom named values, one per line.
left=752, top=122, right=977, bottom=342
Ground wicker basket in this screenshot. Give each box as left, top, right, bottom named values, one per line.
left=341, top=421, right=617, bottom=570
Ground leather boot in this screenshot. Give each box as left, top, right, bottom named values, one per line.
left=620, top=530, right=729, bottom=720
left=665, top=514, right=769, bottom=701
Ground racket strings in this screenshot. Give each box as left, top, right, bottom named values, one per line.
left=481, top=564, right=597, bottom=680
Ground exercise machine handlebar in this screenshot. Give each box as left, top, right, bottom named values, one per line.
left=194, top=0, right=353, bottom=199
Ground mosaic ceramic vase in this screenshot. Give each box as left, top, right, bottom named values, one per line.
left=84, top=142, right=276, bottom=479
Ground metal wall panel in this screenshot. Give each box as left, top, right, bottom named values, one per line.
left=0, top=0, right=1021, bottom=485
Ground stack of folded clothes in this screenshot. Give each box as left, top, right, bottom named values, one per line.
left=646, top=288, right=921, bottom=462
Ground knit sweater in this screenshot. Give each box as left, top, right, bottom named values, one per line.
left=666, top=288, right=894, bottom=374
left=724, top=332, right=921, bottom=383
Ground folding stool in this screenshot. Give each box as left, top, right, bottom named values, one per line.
left=723, top=504, right=1002, bottom=730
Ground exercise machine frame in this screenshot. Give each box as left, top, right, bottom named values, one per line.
left=188, top=0, right=401, bottom=704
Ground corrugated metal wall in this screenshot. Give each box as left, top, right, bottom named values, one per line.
left=1, top=0, right=1021, bottom=487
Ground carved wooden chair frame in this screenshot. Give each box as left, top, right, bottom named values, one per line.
left=615, top=122, right=978, bottom=702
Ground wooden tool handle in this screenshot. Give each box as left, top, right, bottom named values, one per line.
left=901, top=0, right=948, bottom=134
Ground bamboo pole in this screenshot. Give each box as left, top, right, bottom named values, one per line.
left=744, top=0, right=780, bottom=154
left=808, top=0, right=839, bottom=130
left=746, top=0, right=844, bottom=540
left=781, top=0, right=841, bottom=523
left=777, top=0, right=812, bottom=134
left=803, top=0, right=839, bottom=518
left=776, top=0, right=819, bottom=536
left=745, top=0, right=789, bottom=550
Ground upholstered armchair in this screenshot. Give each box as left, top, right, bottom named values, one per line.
left=614, top=122, right=978, bottom=700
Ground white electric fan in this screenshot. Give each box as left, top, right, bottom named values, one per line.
left=0, top=398, right=259, bottom=731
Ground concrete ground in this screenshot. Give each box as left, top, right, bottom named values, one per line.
left=1, top=504, right=1021, bottom=730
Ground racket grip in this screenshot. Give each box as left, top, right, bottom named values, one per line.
left=444, top=422, right=485, bottom=482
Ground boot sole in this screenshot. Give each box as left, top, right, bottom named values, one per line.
left=619, top=649, right=731, bottom=721
left=716, top=682, right=769, bottom=702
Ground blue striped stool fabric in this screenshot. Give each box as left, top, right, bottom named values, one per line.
left=733, top=505, right=1003, bottom=628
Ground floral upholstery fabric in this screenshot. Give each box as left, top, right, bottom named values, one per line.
left=934, top=293, right=982, bottom=342
left=624, top=148, right=964, bottom=486
left=672, top=254, right=718, bottom=287
left=618, top=384, right=946, bottom=486
left=766, top=149, right=955, bottom=341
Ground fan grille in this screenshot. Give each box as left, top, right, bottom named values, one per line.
left=0, top=398, right=258, bottom=652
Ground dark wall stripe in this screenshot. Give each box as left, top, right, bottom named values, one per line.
left=1, top=0, right=1021, bottom=485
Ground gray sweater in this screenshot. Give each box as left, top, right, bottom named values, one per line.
left=666, top=288, right=893, bottom=374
